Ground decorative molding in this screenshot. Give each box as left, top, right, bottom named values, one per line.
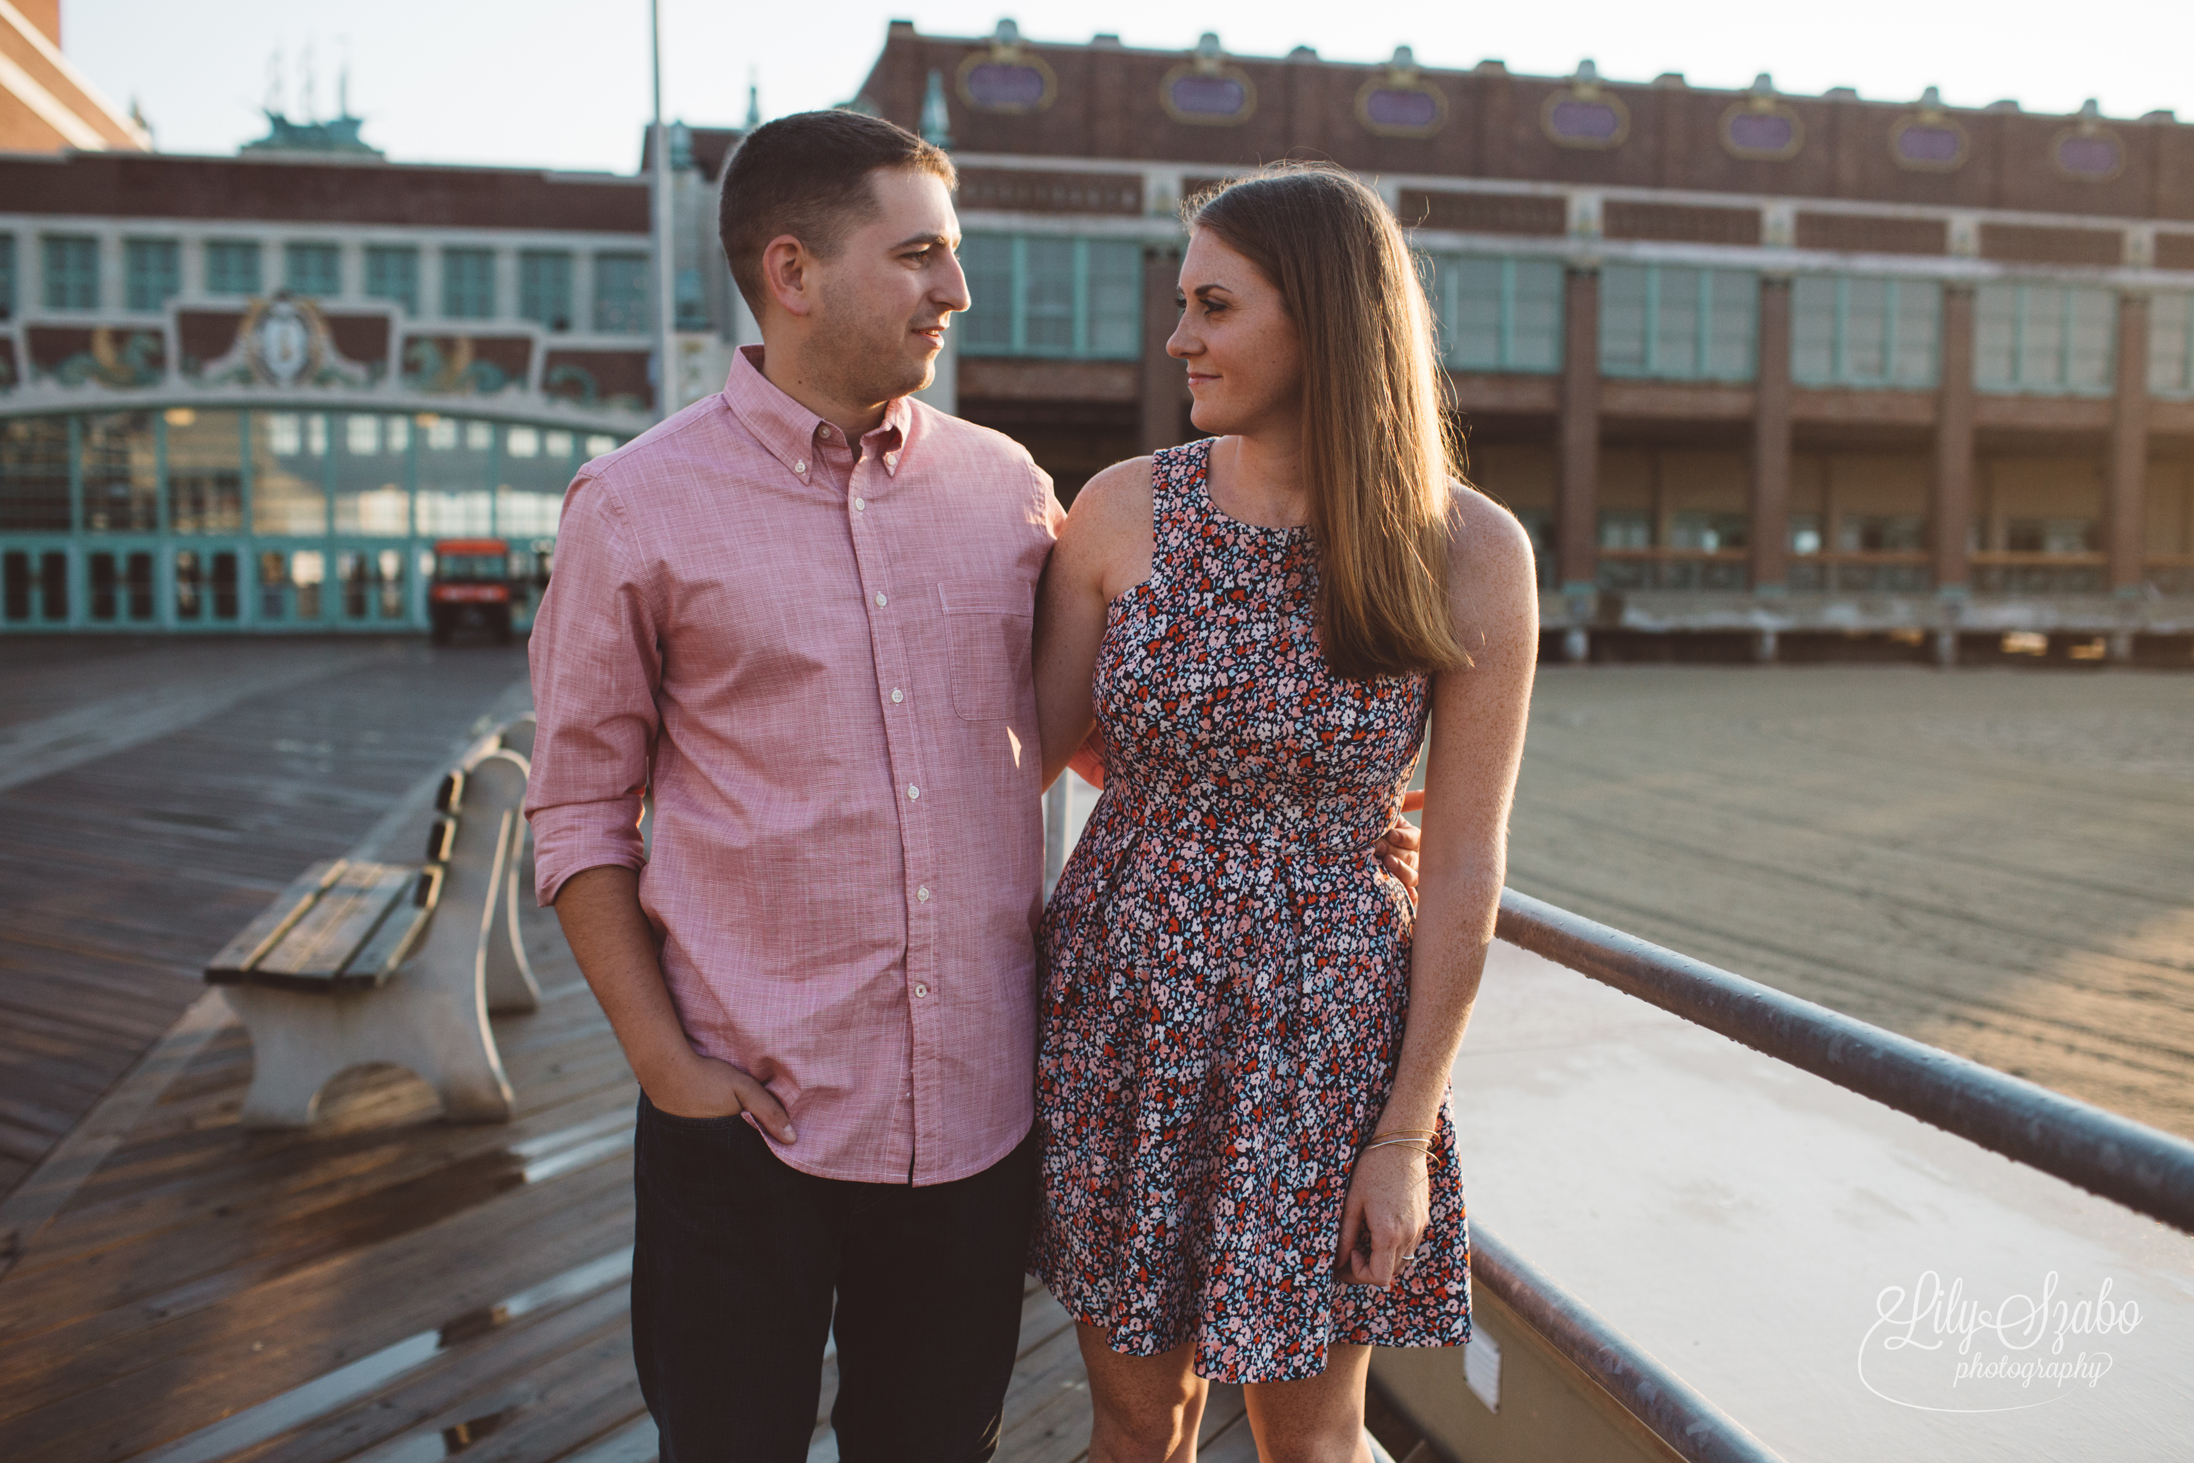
left=1720, top=75, right=1804, bottom=162
left=1542, top=61, right=1629, bottom=150
left=2052, top=100, right=2125, bottom=182
left=955, top=19, right=1058, bottom=115
left=1355, top=47, right=1448, bottom=139
left=1161, top=33, right=1256, bottom=127
left=1890, top=89, right=1969, bottom=173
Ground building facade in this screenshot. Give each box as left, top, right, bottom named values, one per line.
left=856, top=22, right=2194, bottom=660
left=1, top=1, right=148, bottom=155
left=0, top=126, right=745, bottom=633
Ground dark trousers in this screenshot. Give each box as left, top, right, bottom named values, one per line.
left=631, top=1096, right=1038, bottom=1463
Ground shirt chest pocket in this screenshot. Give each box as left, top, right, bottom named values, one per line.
left=935, top=578, right=1033, bottom=722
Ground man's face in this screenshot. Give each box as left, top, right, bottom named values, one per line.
left=808, top=168, right=969, bottom=409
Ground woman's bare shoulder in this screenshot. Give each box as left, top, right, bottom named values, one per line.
left=1441, top=480, right=1540, bottom=635
left=1057, top=456, right=1157, bottom=554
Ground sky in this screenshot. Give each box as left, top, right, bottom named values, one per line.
left=65, top=0, right=2194, bottom=176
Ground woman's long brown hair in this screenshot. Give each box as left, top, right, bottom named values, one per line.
left=1188, top=165, right=1466, bottom=680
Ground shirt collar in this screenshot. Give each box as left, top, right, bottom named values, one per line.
left=722, top=344, right=911, bottom=485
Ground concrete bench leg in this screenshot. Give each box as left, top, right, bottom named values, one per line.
left=228, top=981, right=513, bottom=1128
left=482, top=809, right=542, bottom=1015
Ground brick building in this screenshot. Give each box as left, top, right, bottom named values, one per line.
left=857, top=21, right=2194, bottom=661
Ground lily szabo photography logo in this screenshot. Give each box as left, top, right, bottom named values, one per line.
left=1859, top=1270, right=2143, bottom=1412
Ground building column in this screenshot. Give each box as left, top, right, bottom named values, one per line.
left=1557, top=267, right=1601, bottom=595
left=2107, top=292, right=2151, bottom=594
left=1932, top=286, right=1977, bottom=594
left=1751, top=276, right=1793, bottom=592
left=1139, top=244, right=1187, bottom=456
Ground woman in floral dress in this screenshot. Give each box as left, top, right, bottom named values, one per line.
left=1031, top=166, right=1540, bottom=1461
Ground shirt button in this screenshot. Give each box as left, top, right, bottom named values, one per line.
left=890, top=688, right=904, bottom=703
left=906, top=784, right=920, bottom=800
left=818, top=425, right=832, bottom=439
left=853, top=497, right=865, bottom=512
left=874, top=592, right=887, bottom=608
left=917, top=885, right=930, bottom=902
left=793, top=458, right=807, bottom=474
left=913, top=982, right=929, bottom=999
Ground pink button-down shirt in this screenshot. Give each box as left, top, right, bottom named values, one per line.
left=527, top=346, right=1061, bottom=1185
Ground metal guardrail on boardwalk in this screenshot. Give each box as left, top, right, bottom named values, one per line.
left=1496, top=887, right=2194, bottom=1235
left=1467, top=1222, right=1786, bottom=1463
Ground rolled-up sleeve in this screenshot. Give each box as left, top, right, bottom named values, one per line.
left=525, top=468, right=661, bottom=905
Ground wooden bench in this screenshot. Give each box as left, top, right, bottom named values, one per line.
left=206, top=720, right=543, bottom=1128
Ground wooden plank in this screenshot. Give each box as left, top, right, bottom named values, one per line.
left=248, top=862, right=415, bottom=989
left=203, top=860, right=347, bottom=983
left=339, top=865, right=442, bottom=989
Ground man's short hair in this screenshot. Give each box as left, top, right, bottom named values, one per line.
left=718, top=111, right=956, bottom=315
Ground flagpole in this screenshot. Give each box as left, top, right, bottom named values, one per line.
left=650, top=0, right=677, bottom=420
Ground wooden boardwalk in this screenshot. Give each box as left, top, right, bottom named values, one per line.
left=1505, top=665, right=2194, bottom=1139
left=0, top=914, right=1380, bottom=1462
left=0, top=637, right=533, bottom=1200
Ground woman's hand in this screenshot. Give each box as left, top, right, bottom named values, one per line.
left=1335, top=1141, right=1433, bottom=1287
left=1375, top=789, right=1425, bottom=896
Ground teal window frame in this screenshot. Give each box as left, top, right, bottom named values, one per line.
left=593, top=253, right=650, bottom=334
left=1427, top=253, right=1565, bottom=374
left=284, top=242, right=341, bottom=299
left=206, top=240, right=263, bottom=296
left=956, top=234, right=1141, bottom=360
left=441, top=248, right=496, bottom=320
left=1601, top=264, right=1758, bottom=383
left=2148, top=292, right=2194, bottom=399
left=0, top=235, right=14, bottom=320
left=125, top=239, right=181, bottom=312
left=1974, top=282, right=2117, bottom=397
left=1791, top=275, right=1941, bottom=389
left=42, top=235, right=100, bottom=310
left=364, top=246, right=419, bottom=315
left=519, top=250, right=574, bottom=330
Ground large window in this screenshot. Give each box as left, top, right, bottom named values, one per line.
left=250, top=412, right=330, bottom=535
left=206, top=240, right=263, bottom=296
left=285, top=242, right=341, bottom=299
left=43, top=235, right=99, bottom=310
left=959, top=235, right=1140, bottom=359
left=2151, top=293, right=2194, bottom=399
left=1601, top=265, right=1757, bottom=381
left=593, top=253, right=649, bottom=334
left=442, top=249, right=496, bottom=319
left=82, top=412, right=159, bottom=532
left=1426, top=255, right=1564, bottom=374
left=1974, top=283, right=2115, bottom=395
left=0, top=416, right=71, bottom=530
left=334, top=413, right=411, bottom=536
left=520, top=251, right=574, bottom=330
left=125, top=240, right=180, bottom=312
left=166, top=409, right=244, bottom=534
left=1791, top=276, right=1940, bottom=388
left=365, top=246, right=419, bottom=314
left=0, top=236, right=15, bottom=320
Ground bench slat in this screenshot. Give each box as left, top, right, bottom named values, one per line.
left=335, top=865, right=445, bottom=991
left=251, top=862, right=416, bottom=987
left=205, top=860, right=347, bottom=984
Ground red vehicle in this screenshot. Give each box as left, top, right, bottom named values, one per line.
left=428, top=538, right=516, bottom=644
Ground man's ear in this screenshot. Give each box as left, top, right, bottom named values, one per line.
left=760, top=234, right=816, bottom=319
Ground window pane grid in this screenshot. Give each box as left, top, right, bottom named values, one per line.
left=0, top=236, right=15, bottom=320
left=364, top=246, right=419, bottom=314
left=285, top=243, right=340, bottom=299
left=442, top=249, right=495, bottom=320
left=593, top=254, right=649, bottom=334
left=206, top=240, right=262, bottom=296
left=520, top=251, right=574, bottom=330
left=1431, top=255, right=1563, bottom=374
left=1975, top=282, right=2116, bottom=395
left=43, top=235, right=99, bottom=310
left=1791, top=275, right=1939, bottom=388
left=125, top=239, right=180, bottom=312
left=1600, top=264, right=1754, bottom=381
left=2150, top=293, right=2194, bottom=398
left=956, top=234, right=1140, bottom=360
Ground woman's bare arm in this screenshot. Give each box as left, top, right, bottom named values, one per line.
left=1339, top=489, right=1540, bottom=1285
left=1034, top=457, right=1155, bottom=790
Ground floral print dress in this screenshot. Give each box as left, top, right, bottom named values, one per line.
left=1033, top=437, right=1470, bottom=1385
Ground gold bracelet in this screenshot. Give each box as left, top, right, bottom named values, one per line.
left=1369, top=1128, right=1437, bottom=1143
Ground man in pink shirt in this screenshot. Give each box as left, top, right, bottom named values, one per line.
left=528, top=113, right=1051, bottom=1460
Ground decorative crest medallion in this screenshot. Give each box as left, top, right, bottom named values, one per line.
left=1542, top=60, right=1629, bottom=149
left=2052, top=99, right=2125, bottom=181
left=1720, top=73, right=1804, bottom=161
left=1161, top=33, right=1257, bottom=127
left=1889, top=87, right=1969, bottom=172
left=1356, top=46, right=1447, bottom=138
left=956, top=19, right=1057, bottom=114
